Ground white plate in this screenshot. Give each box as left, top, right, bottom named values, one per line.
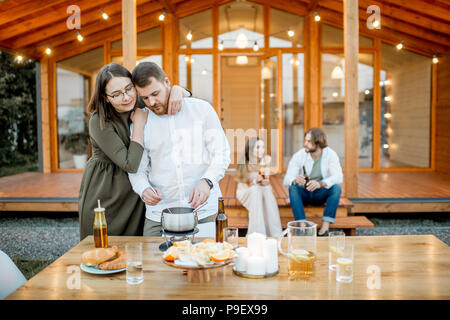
left=80, top=263, right=126, bottom=274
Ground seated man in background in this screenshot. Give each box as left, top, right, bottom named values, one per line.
left=283, top=128, right=343, bottom=236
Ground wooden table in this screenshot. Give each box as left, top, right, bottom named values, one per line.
left=6, top=235, right=450, bottom=300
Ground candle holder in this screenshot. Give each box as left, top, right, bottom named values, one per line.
left=232, top=266, right=279, bottom=279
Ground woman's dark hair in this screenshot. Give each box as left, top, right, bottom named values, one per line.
left=235, top=137, right=261, bottom=184
left=304, top=127, right=328, bottom=149
left=88, top=63, right=132, bottom=129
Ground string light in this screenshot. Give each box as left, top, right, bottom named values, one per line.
left=45, top=47, right=52, bottom=55
left=190, top=58, right=195, bottom=63
left=384, top=113, right=392, bottom=119
left=384, top=79, right=391, bottom=85
left=186, top=30, right=193, bottom=41
left=432, top=55, right=439, bottom=64
left=364, top=89, right=370, bottom=95
left=218, top=40, right=224, bottom=51
left=77, top=32, right=83, bottom=42
left=383, top=144, right=389, bottom=149
left=396, top=40, right=404, bottom=50
left=185, top=56, right=189, bottom=62
left=201, top=69, right=207, bottom=75
left=16, top=54, right=23, bottom=63
left=253, top=41, right=259, bottom=51
left=287, top=29, right=294, bottom=37
left=384, top=96, right=392, bottom=102
left=101, top=10, right=109, bottom=20
left=314, top=12, right=321, bottom=22
left=372, top=19, right=380, bottom=28
left=159, top=12, right=165, bottom=21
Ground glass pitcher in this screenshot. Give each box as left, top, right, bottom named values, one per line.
left=278, top=221, right=317, bottom=276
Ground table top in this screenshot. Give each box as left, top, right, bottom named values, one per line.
left=7, top=235, right=450, bottom=300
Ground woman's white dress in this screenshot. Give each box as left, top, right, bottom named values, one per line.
left=236, top=171, right=282, bottom=237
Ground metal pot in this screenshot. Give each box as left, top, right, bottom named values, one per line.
left=161, top=207, right=198, bottom=232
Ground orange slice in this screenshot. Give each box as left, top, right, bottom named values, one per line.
left=202, top=238, right=215, bottom=244
left=163, top=246, right=178, bottom=262
left=210, top=250, right=230, bottom=263
left=173, top=240, right=190, bottom=247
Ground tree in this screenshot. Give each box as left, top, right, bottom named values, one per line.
left=0, top=51, right=37, bottom=169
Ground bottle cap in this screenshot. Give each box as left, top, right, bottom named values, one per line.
left=94, top=199, right=105, bottom=212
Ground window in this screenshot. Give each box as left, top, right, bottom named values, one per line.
left=322, top=24, right=373, bottom=47
left=270, top=8, right=304, bottom=48
left=321, top=53, right=374, bottom=167
left=178, top=54, right=213, bottom=104
left=112, top=26, right=162, bottom=50
left=380, top=43, right=432, bottom=168
left=218, top=1, right=264, bottom=49
left=56, top=46, right=104, bottom=169
left=179, top=9, right=212, bottom=49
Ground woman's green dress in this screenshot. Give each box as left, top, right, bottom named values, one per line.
left=78, top=111, right=145, bottom=240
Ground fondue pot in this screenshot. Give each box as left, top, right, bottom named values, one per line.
left=161, top=207, right=199, bottom=232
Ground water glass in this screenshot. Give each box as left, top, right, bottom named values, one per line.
left=336, top=243, right=354, bottom=283
left=224, top=227, right=239, bottom=248
left=126, top=242, right=144, bottom=285
left=328, top=231, right=345, bottom=271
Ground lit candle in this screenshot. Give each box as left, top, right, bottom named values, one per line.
left=247, top=255, right=265, bottom=275
left=234, top=247, right=249, bottom=272
left=263, top=238, right=278, bottom=274
left=247, top=232, right=265, bottom=257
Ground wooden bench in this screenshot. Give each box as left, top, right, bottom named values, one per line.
left=219, top=174, right=374, bottom=236
left=228, top=215, right=374, bottom=236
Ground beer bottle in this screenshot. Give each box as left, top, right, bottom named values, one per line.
left=93, top=200, right=108, bottom=248
left=215, top=197, right=228, bottom=243
left=303, top=166, right=310, bottom=189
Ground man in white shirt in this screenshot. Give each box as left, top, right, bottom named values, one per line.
left=283, top=128, right=343, bottom=236
left=128, top=62, right=230, bottom=236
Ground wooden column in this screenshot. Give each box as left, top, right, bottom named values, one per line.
left=163, top=13, right=177, bottom=82
left=344, top=0, right=359, bottom=197
left=122, top=0, right=137, bottom=72
left=40, top=58, right=51, bottom=173
left=304, top=15, right=321, bottom=131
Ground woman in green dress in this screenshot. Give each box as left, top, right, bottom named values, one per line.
left=79, top=63, right=188, bottom=240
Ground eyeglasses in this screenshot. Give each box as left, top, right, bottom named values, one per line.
left=106, top=84, right=136, bottom=102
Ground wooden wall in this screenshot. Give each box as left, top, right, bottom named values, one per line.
left=435, top=56, right=450, bottom=174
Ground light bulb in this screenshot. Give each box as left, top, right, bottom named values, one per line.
left=190, top=58, right=195, bottom=63
left=16, top=55, right=23, bottom=62
left=287, top=29, right=294, bottom=37
left=384, top=80, right=391, bottom=85
left=432, top=55, right=439, bottom=64
left=187, top=31, right=192, bottom=41
left=384, top=112, right=392, bottom=119
left=101, top=11, right=109, bottom=20
left=332, top=92, right=339, bottom=98
left=314, top=12, right=321, bottom=22
left=45, top=47, right=51, bottom=55
left=218, top=41, right=224, bottom=51
left=383, top=144, right=389, bottom=149
left=253, top=41, right=259, bottom=51
left=372, top=19, right=380, bottom=28
left=364, top=89, right=370, bottom=95
left=77, top=32, right=83, bottom=42
left=159, top=12, right=165, bottom=21
left=396, top=41, right=404, bottom=50
left=201, top=69, right=207, bottom=75
left=384, top=96, right=392, bottom=102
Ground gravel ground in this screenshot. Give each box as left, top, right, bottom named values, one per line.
left=1, top=212, right=449, bottom=262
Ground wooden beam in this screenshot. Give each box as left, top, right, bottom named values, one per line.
left=212, top=4, right=220, bottom=115
left=0, top=0, right=113, bottom=42
left=373, top=38, right=381, bottom=170
left=318, top=0, right=450, bottom=51
left=344, top=0, right=359, bottom=198
left=122, top=0, right=137, bottom=72
left=162, top=12, right=177, bottom=82
left=386, top=0, right=450, bottom=23
left=307, top=0, right=321, bottom=13
left=304, top=15, right=321, bottom=130
left=39, top=57, right=51, bottom=173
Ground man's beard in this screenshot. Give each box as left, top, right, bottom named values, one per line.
left=306, top=147, right=317, bottom=153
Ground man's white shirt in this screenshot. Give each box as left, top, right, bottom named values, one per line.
left=283, top=147, right=343, bottom=188
left=129, top=97, right=231, bottom=222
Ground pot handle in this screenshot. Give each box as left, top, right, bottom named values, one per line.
left=278, top=228, right=289, bottom=256
left=193, top=210, right=199, bottom=227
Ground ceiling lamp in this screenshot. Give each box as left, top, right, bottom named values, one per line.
left=236, top=56, right=248, bottom=65
left=331, top=66, right=344, bottom=79
left=236, top=33, right=248, bottom=49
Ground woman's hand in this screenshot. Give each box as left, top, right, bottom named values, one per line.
left=167, top=85, right=186, bottom=116
left=130, top=107, right=148, bottom=128
left=260, top=177, right=270, bottom=186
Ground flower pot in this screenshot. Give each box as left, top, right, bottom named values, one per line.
left=73, top=154, right=88, bottom=169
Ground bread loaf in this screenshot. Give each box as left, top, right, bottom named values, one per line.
left=98, top=251, right=126, bottom=270
left=81, top=246, right=118, bottom=266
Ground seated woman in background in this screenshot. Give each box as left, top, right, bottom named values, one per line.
left=234, top=137, right=282, bottom=237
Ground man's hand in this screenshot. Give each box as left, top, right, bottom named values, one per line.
left=306, top=180, right=321, bottom=192
left=188, top=179, right=210, bottom=208
left=292, top=174, right=306, bottom=186
left=142, top=187, right=162, bottom=206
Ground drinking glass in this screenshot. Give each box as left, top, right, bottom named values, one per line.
left=224, top=227, right=239, bottom=248
left=336, top=243, right=354, bottom=283
left=126, top=242, right=143, bottom=285
left=328, top=231, right=345, bottom=271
